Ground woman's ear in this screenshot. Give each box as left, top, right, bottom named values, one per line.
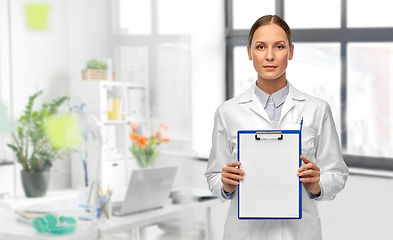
left=289, top=44, right=294, bottom=60
left=247, top=45, right=252, bottom=60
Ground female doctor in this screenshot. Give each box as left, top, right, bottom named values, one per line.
left=205, top=15, right=349, bottom=240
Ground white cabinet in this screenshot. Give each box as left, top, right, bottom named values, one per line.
left=69, top=81, right=149, bottom=190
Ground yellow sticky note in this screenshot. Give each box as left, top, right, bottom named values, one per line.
left=25, top=4, right=50, bottom=30
left=46, top=114, right=81, bottom=150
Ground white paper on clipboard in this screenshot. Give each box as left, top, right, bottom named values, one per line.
left=237, top=130, right=302, bottom=219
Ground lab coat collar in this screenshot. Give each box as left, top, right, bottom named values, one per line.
left=238, top=81, right=305, bottom=104
left=287, top=81, right=306, bottom=101
left=239, top=81, right=306, bottom=124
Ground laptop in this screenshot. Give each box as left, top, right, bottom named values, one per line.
left=112, top=165, right=178, bottom=216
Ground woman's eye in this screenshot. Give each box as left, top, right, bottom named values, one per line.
left=276, top=45, right=284, bottom=50
left=257, top=46, right=265, bottom=50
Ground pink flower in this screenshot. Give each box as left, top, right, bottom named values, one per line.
left=160, top=129, right=170, bottom=143
left=155, top=131, right=161, bottom=139
left=160, top=123, right=169, bottom=131
left=130, top=122, right=139, bottom=132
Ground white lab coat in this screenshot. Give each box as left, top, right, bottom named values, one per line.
left=205, top=82, right=349, bottom=240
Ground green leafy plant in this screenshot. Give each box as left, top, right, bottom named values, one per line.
left=7, top=91, right=71, bottom=172
left=86, top=59, right=107, bottom=70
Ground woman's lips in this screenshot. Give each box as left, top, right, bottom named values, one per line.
left=263, top=65, right=277, bottom=70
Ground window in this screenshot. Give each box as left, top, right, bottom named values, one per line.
left=118, top=0, right=152, bottom=35
left=347, top=0, right=393, bottom=28
left=287, top=43, right=341, bottom=135
left=232, top=0, right=275, bottom=30
left=113, top=0, right=225, bottom=158
left=233, top=46, right=255, bottom=96
left=157, top=0, right=191, bottom=34
left=226, top=0, right=393, bottom=171
left=285, top=0, right=341, bottom=29
left=347, top=43, right=393, bottom=157
left=113, top=0, right=192, bottom=154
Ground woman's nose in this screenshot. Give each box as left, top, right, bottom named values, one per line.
left=266, top=49, right=274, bottom=61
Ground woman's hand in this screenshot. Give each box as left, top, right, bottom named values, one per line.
left=297, top=155, right=321, bottom=196
left=221, top=161, right=244, bottom=193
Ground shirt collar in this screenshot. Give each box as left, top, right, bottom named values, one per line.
left=254, top=82, right=289, bottom=108
left=254, top=83, right=270, bottom=108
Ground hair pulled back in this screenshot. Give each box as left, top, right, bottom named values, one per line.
left=248, top=15, right=292, bottom=48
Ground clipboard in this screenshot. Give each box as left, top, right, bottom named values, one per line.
left=237, top=120, right=303, bottom=220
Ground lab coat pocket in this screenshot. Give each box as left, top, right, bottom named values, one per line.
left=298, top=210, right=322, bottom=240
left=223, top=214, right=249, bottom=240
left=301, top=126, right=316, bottom=161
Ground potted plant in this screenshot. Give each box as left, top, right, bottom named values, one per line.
left=81, top=58, right=116, bottom=81
left=7, top=91, right=70, bottom=197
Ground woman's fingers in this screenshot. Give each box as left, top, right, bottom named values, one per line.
left=228, top=161, right=241, bottom=167
left=222, top=161, right=244, bottom=182
left=297, top=169, right=320, bottom=177
left=222, top=171, right=244, bottom=181
left=300, top=155, right=310, bottom=163
left=298, top=163, right=319, bottom=171
left=298, top=168, right=320, bottom=184
left=298, top=156, right=320, bottom=173
left=221, top=161, right=245, bottom=192
left=221, top=176, right=240, bottom=186
left=223, top=162, right=244, bottom=175
left=299, top=177, right=320, bottom=183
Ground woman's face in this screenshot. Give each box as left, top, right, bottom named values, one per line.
left=247, top=24, right=294, bottom=83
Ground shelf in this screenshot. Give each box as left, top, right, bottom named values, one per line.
left=103, top=119, right=147, bottom=125
left=70, top=79, right=150, bottom=190
left=103, top=157, right=134, bottom=162
left=70, top=80, right=146, bottom=89
left=103, top=120, right=129, bottom=125
left=100, top=81, right=146, bottom=89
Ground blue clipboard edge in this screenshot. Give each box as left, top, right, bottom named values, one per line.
left=236, top=128, right=303, bottom=220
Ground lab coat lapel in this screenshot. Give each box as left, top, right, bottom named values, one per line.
left=280, top=94, right=294, bottom=123
left=250, top=94, right=271, bottom=123
left=239, top=85, right=271, bottom=126
left=279, top=82, right=306, bottom=128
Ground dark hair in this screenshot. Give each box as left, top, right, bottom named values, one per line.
left=248, top=15, right=292, bottom=48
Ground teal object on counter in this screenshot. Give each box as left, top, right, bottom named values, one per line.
left=33, top=214, right=76, bottom=234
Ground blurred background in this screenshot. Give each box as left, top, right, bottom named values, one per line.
left=0, top=0, right=392, bottom=239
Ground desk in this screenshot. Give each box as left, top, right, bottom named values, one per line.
left=100, top=198, right=219, bottom=240
left=0, top=208, right=97, bottom=240
left=0, top=196, right=220, bottom=240
left=0, top=190, right=77, bottom=209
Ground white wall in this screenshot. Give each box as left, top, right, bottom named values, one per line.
left=6, top=0, right=109, bottom=196
left=10, top=0, right=69, bottom=113
left=68, top=0, right=111, bottom=82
